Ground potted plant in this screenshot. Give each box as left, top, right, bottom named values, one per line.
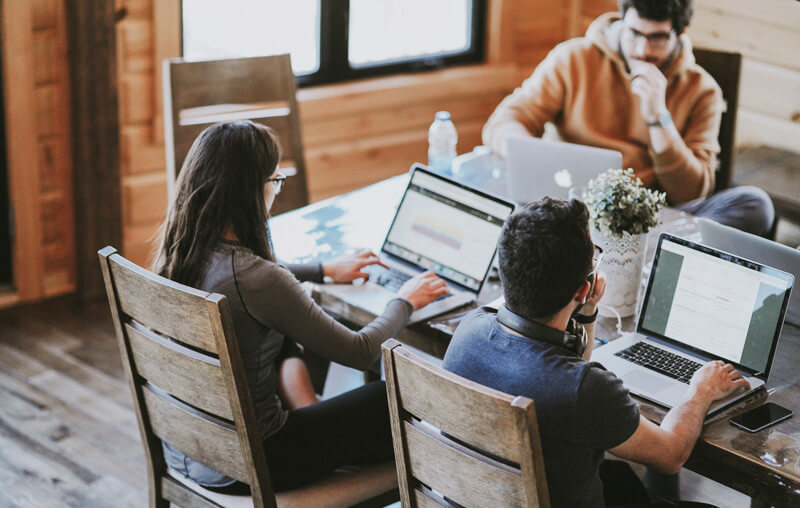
left=583, top=168, right=666, bottom=317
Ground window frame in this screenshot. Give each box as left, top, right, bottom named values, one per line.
left=180, top=0, right=488, bottom=87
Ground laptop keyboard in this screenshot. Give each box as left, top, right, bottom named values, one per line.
left=363, top=265, right=451, bottom=302
left=614, top=342, right=703, bottom=384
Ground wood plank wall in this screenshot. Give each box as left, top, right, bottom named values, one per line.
left=688, top=0, right=800, bottom=153
left=1, top=0, right=75, bottom=306
left=32, top=0, right=75, bottom=297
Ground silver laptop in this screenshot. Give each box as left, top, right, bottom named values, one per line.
left=593, top=233, right=793, bottom=416
left=698, top=217, right=800, bottom=326
left=324, top=164, right=515, bottom=324
left=505, top=136, right=622, bottom=204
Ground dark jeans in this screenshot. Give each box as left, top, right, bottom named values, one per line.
left=209, top=380, right=392, bottom=495
left=677, top=186, right=774, bottom=238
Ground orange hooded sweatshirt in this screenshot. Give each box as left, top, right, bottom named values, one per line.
left=483, top=13, right=724, bottom=204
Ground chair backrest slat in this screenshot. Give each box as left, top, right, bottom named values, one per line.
left=125, top=322, right=233, bottom=420
left=108, top=254, right=218, bottom=352
left=411, top=490, right=446, bottom=508
left=142, top=383, right=250, bottom=483
left=392, top=345, right=523, bottom=462
left=383, top=339, right=550, bottom=508
left=167, top=56, right=293, bottom=110
left=404, top=420, right=526, bottom=507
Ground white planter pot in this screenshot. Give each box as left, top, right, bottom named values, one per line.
left=592, top=228, right=648, bottom=318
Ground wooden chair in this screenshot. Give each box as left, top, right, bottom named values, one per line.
left=693, top=48, right=742, bottom=193
left=163, top=54, right=309, bottom=215
left=98, top=246, right=398, bottom=508
left=382, top=339, right=550, bottom=508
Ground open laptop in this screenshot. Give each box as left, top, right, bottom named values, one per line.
left=698, top=217, right=800, bottom=326
left=593, top=233, right=794, bottom=416
left=324, top=164, right=516, bottom=324
left=505, top=136, right=622, bottom=204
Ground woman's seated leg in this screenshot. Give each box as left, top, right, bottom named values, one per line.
left=263, top=381, right=393, bottom=491
left=278, top=357, right=319, bottom=409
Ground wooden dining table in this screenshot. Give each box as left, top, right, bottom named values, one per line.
left=270, top=168, right=800, bottom=507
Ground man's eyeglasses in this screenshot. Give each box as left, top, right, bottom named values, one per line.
left=624, top=25, right=674, bottom=49
left=267, top=173, right=287, bottom=195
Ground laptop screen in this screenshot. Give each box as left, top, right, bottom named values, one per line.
left=639, top=235, right=794, bottom=375
left=382, top=167, right=514, bottom=292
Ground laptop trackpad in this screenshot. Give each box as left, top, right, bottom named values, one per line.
left=622, top=370, right=671, bottom=395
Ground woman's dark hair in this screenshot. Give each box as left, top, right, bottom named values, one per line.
left=498, top=197, right=593, bottom=320
left=619, top=0, right=694, bottom=34
left=153, top=120, right=281, bottom=287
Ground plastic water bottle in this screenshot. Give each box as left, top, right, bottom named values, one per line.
left=428, top=111, right=458, bottom=175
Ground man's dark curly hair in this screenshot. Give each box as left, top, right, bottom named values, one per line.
left=498, top=197, right=593, bottom=320
left=619, top=0, right=694, bottom=34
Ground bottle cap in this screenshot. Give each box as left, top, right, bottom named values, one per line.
left=435, top=111, right=451, bottom=121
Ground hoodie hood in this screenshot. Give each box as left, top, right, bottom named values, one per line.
left=586, top=12, right=696, bottom=81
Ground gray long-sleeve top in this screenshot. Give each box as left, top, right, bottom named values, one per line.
left=164, top=241, right=412, bottom=486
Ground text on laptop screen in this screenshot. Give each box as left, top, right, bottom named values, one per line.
left=383, top=171, right=513, bottom=291
left=640, top=238, right=791, bottom=373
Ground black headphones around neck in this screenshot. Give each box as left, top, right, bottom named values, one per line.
left=496, top=304, right=587, bottom=356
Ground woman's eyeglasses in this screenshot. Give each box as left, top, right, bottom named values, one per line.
left=267, top=173, right=287, bottom=195
left=624, top=25, right=674, bottom=49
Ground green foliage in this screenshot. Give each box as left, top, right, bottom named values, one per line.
left=584, top=168, right=666, bottom=237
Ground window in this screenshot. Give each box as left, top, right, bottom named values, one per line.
left=181, top=0, right=486, bottom=86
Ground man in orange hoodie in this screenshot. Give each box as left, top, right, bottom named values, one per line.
left=484, top=0, right=774, bottom=237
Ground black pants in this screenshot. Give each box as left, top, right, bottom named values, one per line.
left=601, top=460, right=716, bottom=508
left=209, top=380, right=392, bottom=495
left=267, top=380, right=394, bottom=491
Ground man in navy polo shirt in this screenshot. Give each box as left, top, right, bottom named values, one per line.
left=443, top=197, right=748, bottom=507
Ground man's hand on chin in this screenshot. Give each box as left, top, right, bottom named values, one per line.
left=629, top=60, right=668, bottom=124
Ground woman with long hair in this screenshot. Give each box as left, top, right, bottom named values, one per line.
left=153, top=120, right=447, bottom=493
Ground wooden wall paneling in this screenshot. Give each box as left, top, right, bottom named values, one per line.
left=117, top=19, right=153, bottom=74
left=66, top=0, right=123, bottom=302
left=567, top=0, right=584, bottom=39
left=119, top=74, right=154, bottom=125
left=152, top=0, right=181, bottom=144
left=122, top=173, right=167, bottom=228
left=688, top=5, right=800, bottom=72
left=739, top=59, right=800, bottom=125
left=736, top=109, right=800, bottom=154
left=47, top=0, right=77, bottom=297
left=298, top=65, right=518, bottom=122
left=2, top=1, right=44, bottom=300
left=123, top=224, right=160, bottom=272
left=32, top=0, right=57, bottom=30
left=120, top=125, right=165, bottom=175
left=32, top=30, right=57, bottom=85
left=301, top=93, right=507, bottom=147
left=486, top=0, right=515, bottom=63
left=582, top=0, right=617, bottom=19
left=695, top=0, right=800, bottom=32
left=305, top=119, right=485, bottom=201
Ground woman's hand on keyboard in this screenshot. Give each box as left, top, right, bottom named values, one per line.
left=398, top=271, right=450, bottom=310
left=322, top=249, right=388, bottom=283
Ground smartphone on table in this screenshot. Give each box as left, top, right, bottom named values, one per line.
left=729, top=402, right=793, bottom=433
